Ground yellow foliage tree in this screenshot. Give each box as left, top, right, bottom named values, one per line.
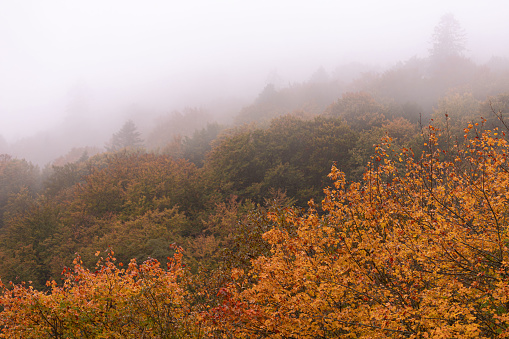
left=217, top=123, right=509, bottom=338
left=0, top=248, right=205, bottom=338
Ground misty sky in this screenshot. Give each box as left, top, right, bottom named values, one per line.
left=1, top=0, right=508, bottom=141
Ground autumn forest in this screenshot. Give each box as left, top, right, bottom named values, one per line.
left=3, top=13, right=509, bottom=338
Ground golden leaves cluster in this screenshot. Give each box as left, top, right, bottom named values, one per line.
left=222, top=126, right=509, bottom=338
left=0, top=247, right=205, bottom=338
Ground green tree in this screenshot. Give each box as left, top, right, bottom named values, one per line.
left=0, top=155, right=40, bottom=228
left=0, top=190, right=65, bottom=289
left=325, top=92, right=388, bottom=131
left=180, top=123, right=224, bottom=167
left=205, top=115, right=357, bottom=205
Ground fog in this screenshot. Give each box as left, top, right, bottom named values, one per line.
left=1, top=0, right=509, bottom=164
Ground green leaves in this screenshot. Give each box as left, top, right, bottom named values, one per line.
left=206, top=115, right=357, bottom=205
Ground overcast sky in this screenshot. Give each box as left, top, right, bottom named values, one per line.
left=1, top=0, right=508, bottom=141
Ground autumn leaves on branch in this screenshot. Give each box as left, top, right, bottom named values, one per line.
left=221, top=123, right=509, bottom=338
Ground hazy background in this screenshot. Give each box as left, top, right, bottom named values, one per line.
left=1, top=0, right=508, bottom=162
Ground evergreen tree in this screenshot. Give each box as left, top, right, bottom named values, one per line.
left=105, top=120, right=144, bottom=152
left=429, top=13, right=466, bottom=62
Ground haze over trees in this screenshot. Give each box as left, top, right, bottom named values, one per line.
left=2, top=9, right=509, bottom=338
left=429, top=13, right=467, bottom=62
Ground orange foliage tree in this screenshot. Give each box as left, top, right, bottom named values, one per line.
left=215, top=123, right=509, bottom=338
left=0, top=248, right=206, bottom=338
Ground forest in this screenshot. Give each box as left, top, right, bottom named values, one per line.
left=3, top=13, right=509, bottom=338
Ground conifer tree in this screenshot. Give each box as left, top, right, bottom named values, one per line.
left=105, top=120, right=144, bottom=152
left=429, top=13, right=466, bottom=62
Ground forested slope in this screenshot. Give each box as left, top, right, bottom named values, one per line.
left=1, top=55, right=509, bottom=337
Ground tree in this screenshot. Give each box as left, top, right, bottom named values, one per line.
left=180, top=123, right=224, bottom=167
left=431, top=92, right=480, bottom=137
left=0, top=155, right=40, bottom=228
left=325, top=92, right=388, bottom=131
left=479, top=93, right=509, bottom=131
left=105, top=120, right=144, bottom=152
left=429, top=13, right=466, bottom=62
left=212, top=122, right=509, bottom=338
left=0, top=249, right=205, bottom=338
left=0, top=190, right=65, bottom=289
left=205, top=115, right=357, bottom=205
left=145, top=108, right=212, bottom=150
